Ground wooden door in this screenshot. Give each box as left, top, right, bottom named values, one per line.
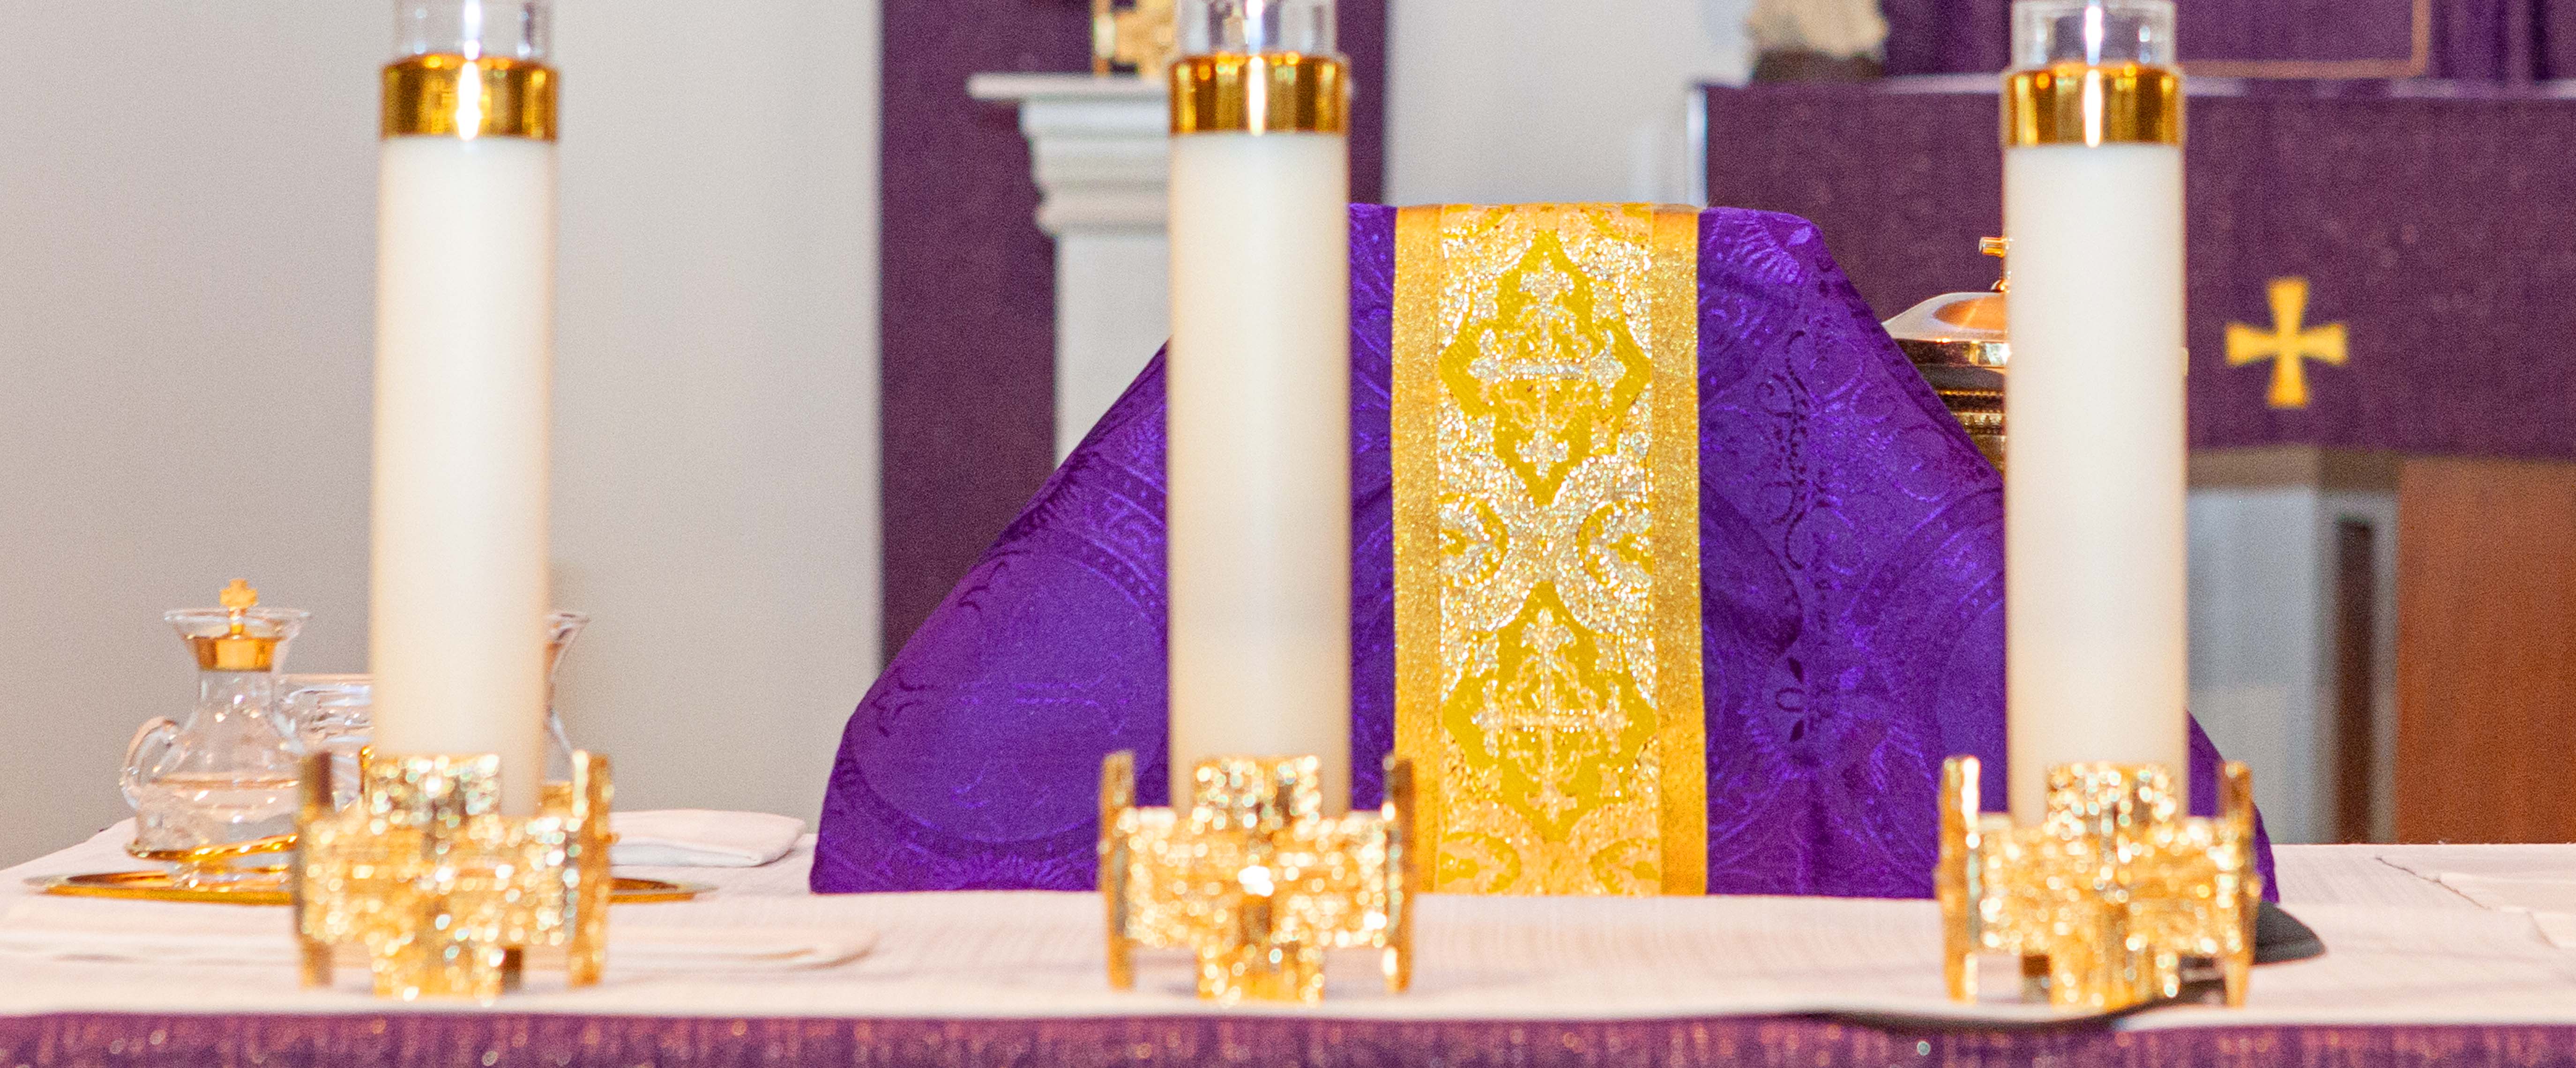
left=2397, top=457, right=2576, bottom=842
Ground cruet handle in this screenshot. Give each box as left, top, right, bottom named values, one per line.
left=119, top=717, right=179, bottom=808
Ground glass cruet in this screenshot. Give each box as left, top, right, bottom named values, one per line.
left=120, top=580, right=312, bottom=887
left=543, top=609, right=590, bottom=787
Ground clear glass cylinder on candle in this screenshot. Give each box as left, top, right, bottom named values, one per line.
left=1999, top=0, right=2189, bottom=823
left=370, top=0, right=558, bottom=816
left=394, top=0, right=549, bottom=60
left=1163, top=0, right=1355, bottom=810
left=2010, top=0, right=2171, bottom=68
left=1177, top=0, right=1334, bottom=54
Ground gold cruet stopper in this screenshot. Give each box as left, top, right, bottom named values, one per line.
left=193, top=579, right=279, bottom=672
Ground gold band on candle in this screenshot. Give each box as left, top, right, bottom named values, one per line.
left=2002, top=64, right=2181, bottom=148
left=382, top=55, right=558, bottom=141
left=1169, top=53, right=1349, bottom=135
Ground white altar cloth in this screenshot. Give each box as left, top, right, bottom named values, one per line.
left=2, top=826, right=2573, bottom=1031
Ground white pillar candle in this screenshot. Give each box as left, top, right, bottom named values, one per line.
left=1164, top=0, right=1353, bottom=809
left=369, top=3, right=558, bottom=815
left=1166, top=133, right=1351, bottom=810
left=2001, top=0, right=2188, bottom=823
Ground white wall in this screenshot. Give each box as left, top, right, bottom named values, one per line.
left=0, top=0, right=880, bottom=866
left=1386, top=0, right=1754, bottom=205
left=548, top=0, right=881, bottom=825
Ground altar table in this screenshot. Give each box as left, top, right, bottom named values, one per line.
left=8, top=829, right=2576, bottom=1066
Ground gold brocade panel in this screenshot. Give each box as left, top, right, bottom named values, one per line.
left=1391, top=204, right=1705, bottom=896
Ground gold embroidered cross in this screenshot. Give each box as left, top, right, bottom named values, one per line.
left=2225, top=277, right=2346, bottom=409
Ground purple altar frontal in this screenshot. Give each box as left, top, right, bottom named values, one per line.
left=3, top=833, right=2576, bottom=1067
left=23, top=1015, right=2576, bottom=1068
left=1704, top=75, right=2576, bottom=461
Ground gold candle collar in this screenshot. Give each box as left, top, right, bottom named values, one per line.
left=1169, top=52, right=1348, bottom=135
left=383, top=54, right=558, bottom=141
left=2002, top=63, right=2181, bottom=147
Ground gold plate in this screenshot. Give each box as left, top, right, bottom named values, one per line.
left=30, top=870, right=709, bottom=907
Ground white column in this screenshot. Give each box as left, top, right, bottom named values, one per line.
left=967, top=74, right=1172, bottom=459
left=2186, top=451, right=2401, bottom=844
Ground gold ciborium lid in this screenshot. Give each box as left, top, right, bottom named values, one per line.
left=1883, top=238, right=2009, bottom=472
left=1884, top=236, right=2009, bottom=370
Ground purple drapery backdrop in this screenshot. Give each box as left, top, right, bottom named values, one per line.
left=1702, top=81, right=2576, bottom=460
left=879, top=1, right=1389, bottom=658
left=1882, top=0, right=2576, bottom=81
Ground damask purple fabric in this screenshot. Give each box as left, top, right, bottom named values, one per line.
left=814, top=205, right=2273, bottom=898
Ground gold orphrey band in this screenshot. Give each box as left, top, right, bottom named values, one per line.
left=383, top=54, right=558, bottom=140
left=1170, top=53, right=1350, bottom=135
left=2002, top=63, right=2181, bottom=147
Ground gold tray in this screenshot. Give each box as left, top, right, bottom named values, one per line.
left=29, top=870, right=710, bottom=906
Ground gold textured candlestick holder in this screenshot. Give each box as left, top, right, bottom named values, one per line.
left=292, top=750, right=612, bottom=1001
left=1937, top=756, right=2260, bottom=1012
left=1100, top=751, right=1414, bottom=1004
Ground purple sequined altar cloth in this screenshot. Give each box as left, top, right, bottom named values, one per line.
left=814, top=204, right=2271, bottom=898
left=13, top=1013, right=2576, bottom=1068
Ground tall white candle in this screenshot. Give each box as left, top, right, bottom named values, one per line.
left=2001, top=0, right=2188, bottom=823
left=1164, top=1, right=1353, bottom=810
left=369, top=2, right=558, bottom=816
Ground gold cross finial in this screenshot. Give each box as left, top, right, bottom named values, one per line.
left=1092, top=0, right=1177, bottom=76
left=2225, top=277, right=2347, bottom=408
left=219, top=579, right=257, bottom=611
left=1980, top=237, right=2010, bottom=293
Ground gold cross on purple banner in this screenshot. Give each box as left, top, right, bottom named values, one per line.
left=2226, top=277, right=2349, bottom=409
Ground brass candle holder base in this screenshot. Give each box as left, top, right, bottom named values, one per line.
left=1099, top=752, right=1414, bottom=1004
left=1938, top=757, right=2261, bottom=1012
left=292, top=750, right=612, bottom=1001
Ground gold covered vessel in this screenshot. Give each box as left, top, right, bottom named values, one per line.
left=1883, top=238, right=2010, bottom=473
